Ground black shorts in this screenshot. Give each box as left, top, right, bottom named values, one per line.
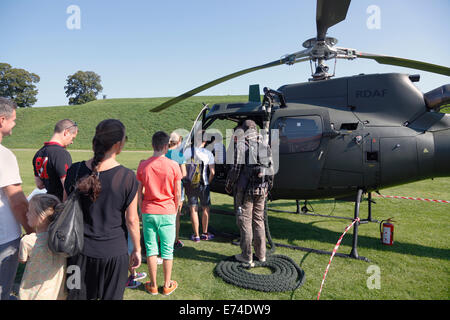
left=66, top=253, right=129, bottom=300
left=185, top=184, right=211, bottom=207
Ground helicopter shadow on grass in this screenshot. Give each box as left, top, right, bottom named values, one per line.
left=207, top=203, right=450, bottom=262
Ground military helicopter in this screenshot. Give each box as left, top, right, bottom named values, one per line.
left=150, top=0, right=450, bottom=260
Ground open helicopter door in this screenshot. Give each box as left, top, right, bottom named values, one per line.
left=182, top=104, right=210, bottom=153
left=270, top=107, right=331, bottom=200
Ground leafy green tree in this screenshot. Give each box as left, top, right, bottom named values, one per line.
left=0, top=63, right=40, bottom=108
left=64, top=71, right=103, bottom=105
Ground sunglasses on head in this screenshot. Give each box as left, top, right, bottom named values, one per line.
left=64, top=121, right=78, bottom=131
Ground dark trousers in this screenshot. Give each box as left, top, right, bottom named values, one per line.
left=234, top=191, right=266, bottom=261
left=66, top=253, right=129, bottom=300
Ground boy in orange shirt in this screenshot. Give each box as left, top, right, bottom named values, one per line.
left=137, top=131, right=182, bottom=296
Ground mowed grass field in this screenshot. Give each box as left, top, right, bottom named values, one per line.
left=10, top=148, right=450, bottom=300
left=4, top=97, right=449, bottom=300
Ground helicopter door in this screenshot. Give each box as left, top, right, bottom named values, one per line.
left=183, top=105, right=209, bottom=151
left=379, top=137, right=418, bottom=187
left=271, top=111, right=329, bottom=194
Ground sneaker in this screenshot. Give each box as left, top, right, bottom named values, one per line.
left=133, top=271, right=147, bottom=281
left=144, top=281, right=158, bottom=295
left=200, top=232, right=215, bottom=241
left=162, top=280, right=178, bottom=296
left=235, top=253, right=255, bottom=267
left=191, top=234, right=200, bottom=243
left=125, top=275, right=142, bottom=289
left=174, top=240, right=184, bottom=249
left=259, top=257, right=266, bottom=263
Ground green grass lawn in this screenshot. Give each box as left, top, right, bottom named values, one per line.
left=10, top=149, right=450, bottom=300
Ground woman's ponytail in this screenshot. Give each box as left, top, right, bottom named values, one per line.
left=77, top=119, right=125, bottom=202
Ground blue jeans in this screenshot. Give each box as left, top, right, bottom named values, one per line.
left=0, top=238, right=20, bottom=300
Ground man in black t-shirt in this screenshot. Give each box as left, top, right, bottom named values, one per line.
left=32, top=119, right=78, bottom=201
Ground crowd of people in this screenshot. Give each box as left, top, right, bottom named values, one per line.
left=0, top=97, right=273, bottom=300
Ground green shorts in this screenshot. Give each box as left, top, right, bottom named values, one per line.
left=142, top=213, right=176, bottom=260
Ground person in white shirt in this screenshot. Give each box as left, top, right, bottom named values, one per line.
left=183, top=135, right=215, bottom=242
left=0, top=97, right=33, bottom=300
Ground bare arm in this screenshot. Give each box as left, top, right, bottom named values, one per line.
left=2, top=184, right=33, bottom=234
left=34, top=176, right=45, bottom=189
left=208, top=164, right=215, bottom=184
left=60, top=176, right=66, bottom=190
left=137, top=182, right=144, bottom=211
left=180, top=163, right=187, bottom=178
left=125, top=193, right=141, bottom=270
left=174, top=179, right=181, bottom=212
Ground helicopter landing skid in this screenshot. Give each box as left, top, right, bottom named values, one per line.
left=210, top=190, right=371, bottom=262
left=266, top=190, right=376, bottom=262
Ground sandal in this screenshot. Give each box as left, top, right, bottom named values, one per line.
left=201, top=232, right=215, bottom=240
left=190, top=234, right=200, bottom=242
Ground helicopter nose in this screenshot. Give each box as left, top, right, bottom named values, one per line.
left=433, top=128, right=450, bottom=177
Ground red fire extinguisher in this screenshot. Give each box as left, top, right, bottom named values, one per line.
left=380, top=218, right=395, bottom=245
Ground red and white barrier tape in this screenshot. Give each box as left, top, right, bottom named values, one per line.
left=374, top=194, right=450, bottom=204
left=317, top=217, right=360, bottom=300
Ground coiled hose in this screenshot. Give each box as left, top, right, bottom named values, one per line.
left=214, top=200, right=306, bottom=292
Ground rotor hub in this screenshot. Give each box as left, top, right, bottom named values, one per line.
left=302, top=37, right=339, bottom=61
left=302, top=37, right=338, bottom=49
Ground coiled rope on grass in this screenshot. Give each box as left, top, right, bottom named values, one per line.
left=214, top=200, right=306, bottom=292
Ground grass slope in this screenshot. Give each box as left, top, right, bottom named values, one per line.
left=2, top=96, right=247, bottom=150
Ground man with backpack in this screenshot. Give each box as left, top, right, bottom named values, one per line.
left=183, top=132, right=215, bottom=242
left=225, top=119, right=274, bottom=267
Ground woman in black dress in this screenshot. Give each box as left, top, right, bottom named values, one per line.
left=64, top=119, right=141, bottom=300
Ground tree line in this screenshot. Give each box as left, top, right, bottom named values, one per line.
left=0, top=63, right=103, bottom=107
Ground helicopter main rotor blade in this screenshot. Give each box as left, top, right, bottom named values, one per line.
left=316, top=0, right=351, bottom=41
left=356, top=52, right=450, bottom=76
left=150, top=56, right=309, bottom=112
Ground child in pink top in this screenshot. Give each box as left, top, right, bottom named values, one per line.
left=137, top=131, right=182, bottom=296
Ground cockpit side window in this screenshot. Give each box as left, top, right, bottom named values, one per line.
left=275, top=116, right=322, bottom=153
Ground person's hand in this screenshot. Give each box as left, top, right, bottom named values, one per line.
left=129, top=250, right=142, bottom=270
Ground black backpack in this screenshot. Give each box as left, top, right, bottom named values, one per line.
left=239, top=136, right=274, bottom=191
left=48, top=162, right=84, bottom=257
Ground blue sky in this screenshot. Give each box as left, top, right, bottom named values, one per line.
left=1, top=0, right=449, bottom=107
